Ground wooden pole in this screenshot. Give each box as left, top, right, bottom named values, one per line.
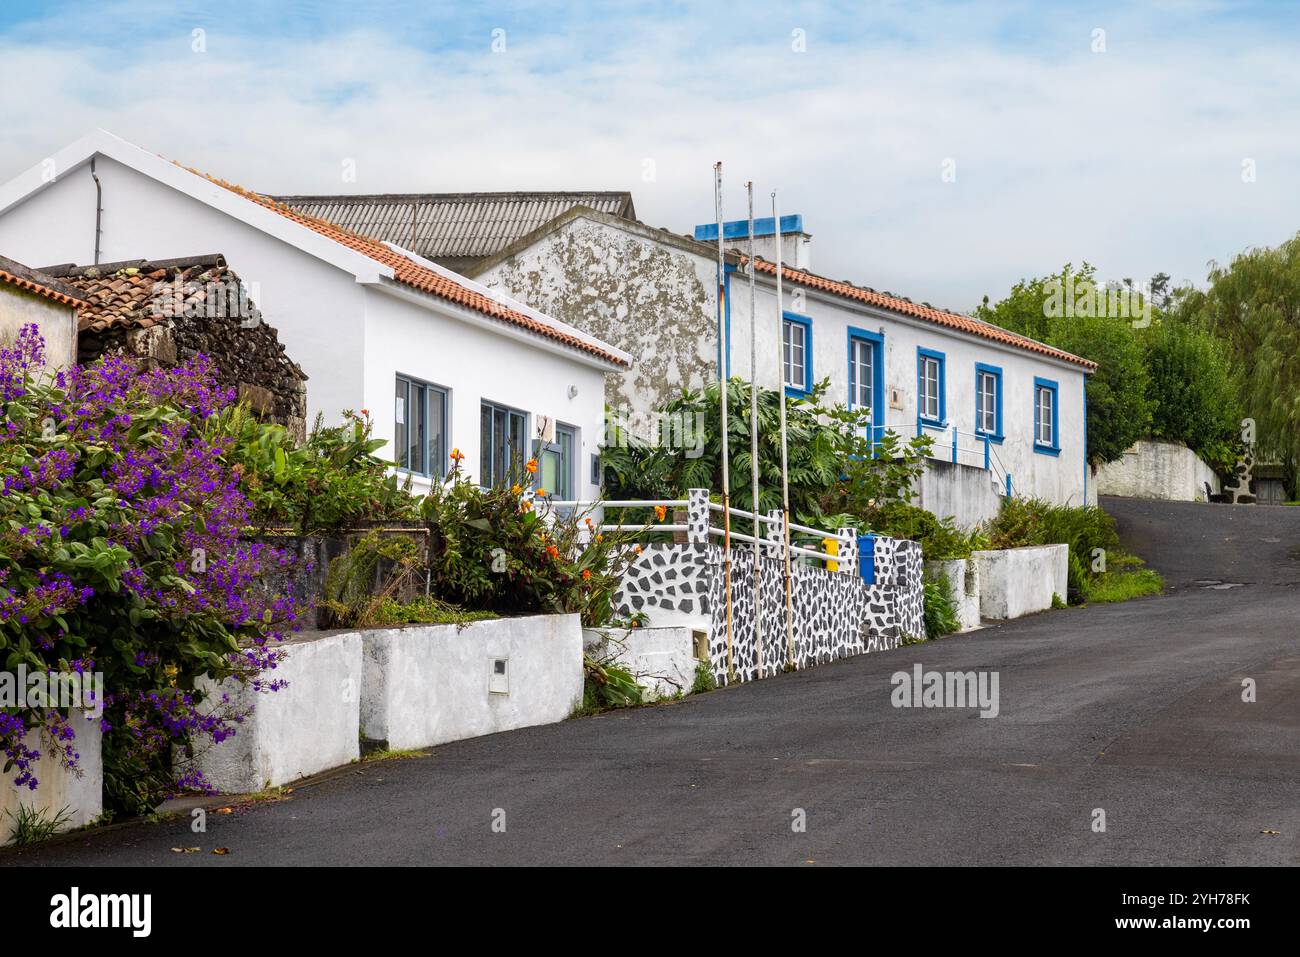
left=714, top=163, right=736, bottom=682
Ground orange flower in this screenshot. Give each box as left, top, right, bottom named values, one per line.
left=510, top=483, right=523, bottom=495
left=654, top=505, right=667, bottom=521
left=581, top=568, right=592, bottom=581
left=525, top=458, right=538, bottom=474
left=634, top=545, right=643, bottom=555
left=584, top=517, right=594, bottom=528
left=449, top=448, right=464, bottom=462
left=546, top=544, right=559, bottom=559
left=535, top=487, right=547, bottom=498
left=520, top=500, right=534, bottom=513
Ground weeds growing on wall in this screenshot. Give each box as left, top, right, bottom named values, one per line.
left=922, top=574, right=961, bottom=640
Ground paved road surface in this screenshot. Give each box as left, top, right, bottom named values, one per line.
left=5, top=497, right=1298, bottom=866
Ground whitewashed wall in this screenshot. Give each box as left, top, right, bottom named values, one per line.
left=727, top=277, right=1091, bottom=509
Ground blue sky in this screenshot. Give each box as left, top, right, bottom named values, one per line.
left=1, top=0, right=1297, bottom=311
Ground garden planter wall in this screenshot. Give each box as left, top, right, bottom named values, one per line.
left=0, top=709, right=102, bottom=844
left=583, top=625, right=700, bottom=700
left=360, top=614, right=583, bottom=751
left=193, top=630, right=362, bottom=794
left=613, top=536, right=925, bottom=685
left=925, top=558, right=982, bottom=632
left=971, top=544, right=1068, bottom=620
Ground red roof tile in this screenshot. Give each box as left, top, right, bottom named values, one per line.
left=179, top=166, right=629, bottom=368
left=0, top=265, right=83, bottom=308
left=749, top=258, right=1096, bottom=371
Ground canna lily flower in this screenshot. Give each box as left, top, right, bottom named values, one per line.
left=654, top=505, right=667, bottom=521
left=450, top=448, right=465, bottom=463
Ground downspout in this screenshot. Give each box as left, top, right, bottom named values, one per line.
left=90, top=158, right=103, bottom=265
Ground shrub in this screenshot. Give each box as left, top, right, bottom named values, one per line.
left=211, top=406, right=418, bottom=536
left=922, top=575, right=960, bottom=640
left=869, top=502, right=987, bottom=560
left=602, top=378, right=932, bottom=528
left=0, top=327, right=299, bottom=815
left=580, top=655, right=644, bottom=711
left=1143, top=320, right=1243, bottom=474
left=420, top=458, right=650, bottom=627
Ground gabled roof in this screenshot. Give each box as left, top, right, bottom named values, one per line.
left=0, top=132, right=630, bottom=370
left=0, top=253, right=84, bottom=307
left=750, top=258, right=1096, bottom=371
left=39, top=254, right=250, bottom=334
left=272, top=191, right=636, bottom=272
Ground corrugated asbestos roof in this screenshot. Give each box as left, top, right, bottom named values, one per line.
left=271, top=191, right=636, bottom=270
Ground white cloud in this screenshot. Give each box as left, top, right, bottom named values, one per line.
left=1, top=0, right=1297, bottom=310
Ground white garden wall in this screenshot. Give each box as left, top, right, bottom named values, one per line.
left=1095, top=440, right=1220, bottom=502
left=193, top=631, right=362, bottom=794
left=972, top=544, right=1068, bottom=620
left=925, top=558, right=982, bottom=632
left=360, top=614, right=583, bottom=750
left=583, top=625, right=700, bottom=700
left=0, top=710, right=102, bottom=843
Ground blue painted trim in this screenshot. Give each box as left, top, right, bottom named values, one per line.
left=846, top=325, right=885, bottom=447
left=916, top=346, right=947, bottom=430
left=857, top=534, right=876, bottom=585
left=783, top=311, right=813, bottom=396
left=694, top=215, right=804, bottom=242
left=1033, top=376, right=1061, bottom=456
left=973, top=361, right=1004, bottom=444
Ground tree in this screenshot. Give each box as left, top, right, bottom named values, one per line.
left=976, top=264, right=1154, bottom=467
left=1174, top=234, right=1300, bottom=474
left=1142, top=318, right=1242, bottom=473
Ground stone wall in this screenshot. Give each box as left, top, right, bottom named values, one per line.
left=1095, top=439, right=1220, bottom=502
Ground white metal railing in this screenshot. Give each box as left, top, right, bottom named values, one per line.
left=545, top=491, right=858, bottom=570
left=906, top=420, right=1014, bottom=498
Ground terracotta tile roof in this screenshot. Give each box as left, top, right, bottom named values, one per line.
left=0, top=254, right=84, bottom=308
left=179, top=167, right=630, bottom=368
left=40, top=255, right=243, bottom=334
left=749, top=258, right=1097, bottom=371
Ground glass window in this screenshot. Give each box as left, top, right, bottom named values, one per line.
left=851, top=338, right=873, bottom=411
left=538, top=424, right=576, bottom=500
left=976, top=369, right=999, bottom=436
left=394, top=374, right=446, bottom=476
left=919, top=354, right=942, bottom=422
left=783, top=319, right=807, bottom=389
left=481, top=401, right=528, bottom=487
left=1036, top=384, right=1055, bottom=446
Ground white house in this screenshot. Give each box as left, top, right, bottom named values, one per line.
left=471, top=209, right=1096, bottom=526
left=0, top=131, right=630, bottom=500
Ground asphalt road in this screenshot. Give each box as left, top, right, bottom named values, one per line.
left=5, top=497, right=1299, bottom=866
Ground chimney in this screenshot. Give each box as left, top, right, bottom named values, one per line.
left=693, top=214, right=811, bottom=270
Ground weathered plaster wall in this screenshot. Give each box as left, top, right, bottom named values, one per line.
left=0, top=710, right=102, bottom=843
left=583, top=625, right=699, bottom=700
left=0, top=285, right=76, bottom=369
left=972, top=544, right=1068, bottom=619
left=475, top=216, right=719, bottom=432
left=1095, top=439, right=1220, bottom=502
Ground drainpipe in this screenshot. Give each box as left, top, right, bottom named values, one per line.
left=89, top=158, right=103, bottom=265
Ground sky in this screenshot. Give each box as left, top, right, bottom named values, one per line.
left=1, top=0, right=1297, bottom=313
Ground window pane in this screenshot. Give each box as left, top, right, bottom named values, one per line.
left=428, top=388, right=444, bottom=476
left=394, top=378, right=408, bottom=470
left=410, top=383, right=425, bottom=473
left=541, top=448, right=560, bottom=492
left=557, top=427, right=574, bottom=499
left=481, top=404, right=493, bottom=484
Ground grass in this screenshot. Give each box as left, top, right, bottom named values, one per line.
left=4, top=803, right=72, bottom=846
left=362, top=747, right=427, bottom=762
left=1080, top=567, right=1164, bottom=603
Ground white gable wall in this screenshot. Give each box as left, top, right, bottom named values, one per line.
left=0, top=155, right=366, bottom=423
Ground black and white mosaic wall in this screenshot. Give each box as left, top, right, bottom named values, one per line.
left=612, top=534, right=924, bottom=686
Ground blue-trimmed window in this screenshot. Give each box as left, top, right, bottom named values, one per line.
left=481, top=400, right=529, bottom=486
left=974, top=362, right=1003, bottom=443
left=394, top=374, right=448, bottom=477
left=847, top=327, right=884, bottom=442
left=782, top=313, right=813, bottom=395
left=1033, top=377, right=1060, bottom=455
left=916, top=347, right=946, bottom=427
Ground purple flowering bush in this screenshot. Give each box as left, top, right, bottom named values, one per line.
left=0, top=325, right=300, bottom=815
